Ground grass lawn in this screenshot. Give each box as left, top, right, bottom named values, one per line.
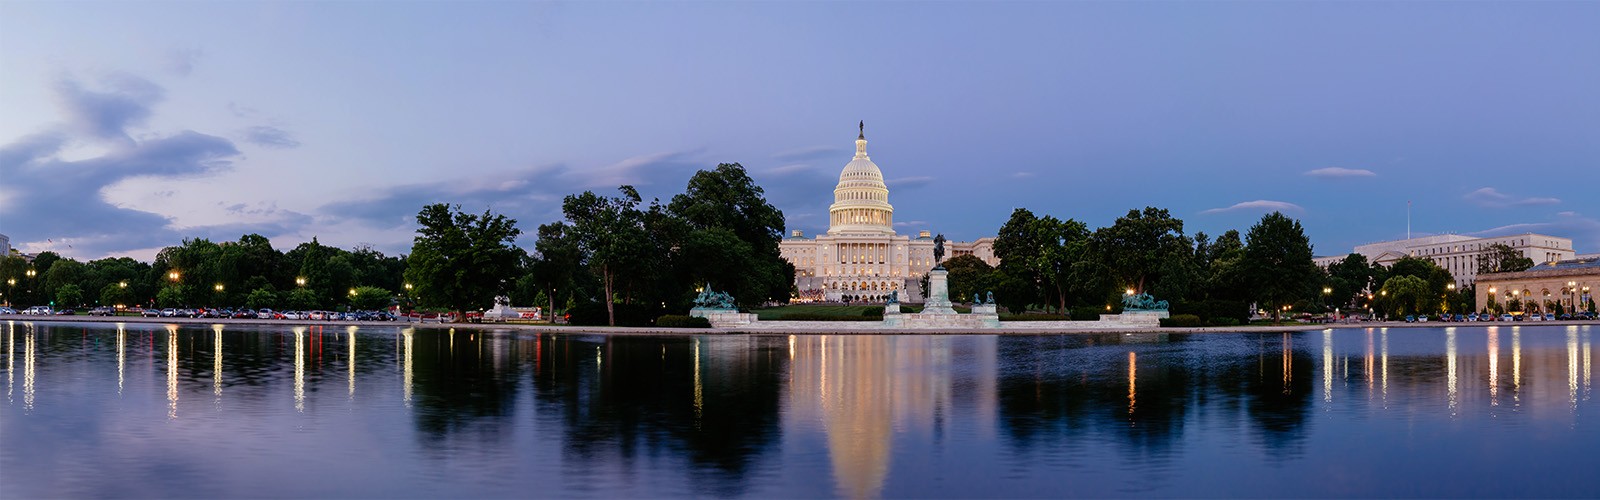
left=753, top=304, right=881, bottom=320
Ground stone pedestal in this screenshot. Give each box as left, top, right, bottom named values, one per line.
left=921, top=268, right=957, bottom=315
left=1102, top=310, right=1169, bottom=326
left=690, top=308, right=758, bottom=328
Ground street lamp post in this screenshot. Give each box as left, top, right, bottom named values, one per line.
left=1488, top=287, right=1497, bottom=315
left=1567, top=281, right=1578, bottom=315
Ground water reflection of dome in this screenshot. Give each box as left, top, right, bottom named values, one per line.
left=787, top=335, right=997, bottom=499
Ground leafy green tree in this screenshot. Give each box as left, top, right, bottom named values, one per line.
left=943, top=254, right=996, bottom=304
left=563, top=187, right=650, bottom=326
left=668, top=163, right=793, bottom=308
left=1242, top=212, right=1318, bottom=320
left=157, top=285, right=186, bottom=308
left=56, top=284, right=83, bottom=308
left=44, top=259, right=87, bottom=303
left=286, top=287, right=320, bottom=310
left=99, top=282, right=135, bottom=308
left=1090, top=207, right=1187, bottom=296
left=1325, top=253, right=1375, bottom=308
left=349, top=286, right=393, bottom=310
left=993, top=208, right=1044, bottom=309
left=1202, top=230, right=1249, bottom=301
left=246, top=287, right=280, bottom=309
left=1380, top=275, right=1429, bottom=316
left=531, top=222, right=586, bottom=316
left=405, top=203, right=524, bottom=320
left=1476, top=243, right=1534, bottom=274
left=1381, top=256, right=1455, bottom=312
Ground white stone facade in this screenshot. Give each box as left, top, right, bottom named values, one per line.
left=778, top=126, right=998, bottom=303
left=1315, top=232, right=1577, bottom=287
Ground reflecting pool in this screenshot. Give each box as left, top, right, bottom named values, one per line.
left=2, top=322, right=1596, bottom=498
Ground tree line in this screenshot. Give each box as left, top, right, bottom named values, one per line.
left=1, top=235, right=406, bottom=311
left=5, top=161, right=1544, bottom=323
left=945, top=207, right=1513, bottom=323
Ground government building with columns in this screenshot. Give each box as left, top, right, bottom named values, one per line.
left=778, top=124, right=997, bottom=303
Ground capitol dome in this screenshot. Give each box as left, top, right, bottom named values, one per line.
left=828, top=122, right=895, bottom=235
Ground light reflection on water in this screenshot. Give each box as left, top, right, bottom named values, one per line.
left=1, top=321, right=1597, bottom=498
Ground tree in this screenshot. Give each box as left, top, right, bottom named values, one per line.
left=246, top=287, right=280, bottom=310
left=405, top=203, right=524, bottom=320
left=55, top=284, right=83, bottom=308
left=1476, top=243, right=1534, bottom=274
left=286, top=288, right=319, bottom=310
left=943, top=254, right=996, bottom=305
left=531, top=222, right=586, bottom=317
left=157, top=286, right=186, bottom=308
left=1091, top=207, right=1187, bottom=296
left=99, top=282, right=135, bottom=308
left=668, top=163, right=793, bottom=308
left=1202, top=230, right=1248, bottom=301
left=1325, top=253, right=1375, bottom=308
left=1242, top=212, right=1318, bottom=321
left=563, top=187, right=650, bottom=326
left=993, top=209, right=1044, bottom=309
left=1380, top=275, right=1429, bottom=316
left=349, top=286, right=393, bottom=311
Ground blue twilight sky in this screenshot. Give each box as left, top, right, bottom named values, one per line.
left=2, top=1, right=1597, bottom=261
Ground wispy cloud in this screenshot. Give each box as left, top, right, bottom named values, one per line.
left=321, top=150, right=709, bottom=230
left=1304, top=167, right=1376, bottom=178
left=1469, top=211, right=1600, bottom=253
left=165, top=48, right=202, bottom=76
left=0, top=72, right=311, bottom=258
left=52, top=73, right=165, bottom=147
left=241, top=125, right=301, bottom=149
left=1464, top=187, right=1560, bottom=208
left=1201, top=200, right=1305, bottom=215
left=772, top=145, right=842, bottom=162
left=887, top=176, right=934, bottom=189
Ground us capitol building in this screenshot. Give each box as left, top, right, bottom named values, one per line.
left=779, top=124, right=998, bottom=302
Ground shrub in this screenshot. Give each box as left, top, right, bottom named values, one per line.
left=1159, top=314, right=1203, bottom=327
left=1205, top=317, right=1240, bottom=327
left=1070, top=306, right=1107, bottom=321
left=861, top=306, right=884, bottom=318
left=655, top=315, right=711, bottom=328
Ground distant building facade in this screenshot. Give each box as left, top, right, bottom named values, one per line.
left=778, top=125, right=997, bottom=302
left=1474, top=257, right=1598, bottom=314
left=0, top=233, right=9, bottom=259
left=1315, top=233, right=1577, bottom=287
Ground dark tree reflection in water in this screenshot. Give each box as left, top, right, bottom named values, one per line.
left=0, top=322, right=1595, bottom=498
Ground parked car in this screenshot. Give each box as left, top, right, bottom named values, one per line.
left=1544, top=313, right=1556, bottom=321
left=1501, top=314, right=1515, bottom=322
left=0, top=307, right=16, bottom=315
left=89, top=306, right=116, bottom=316
left=141, top=308, right=162, bottom=317
left=55, top=309, right=76, bottom=315
left=25, top=306, right=53, bottom=315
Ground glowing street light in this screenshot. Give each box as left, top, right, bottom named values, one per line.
left=348, top=288, right=357, bottom=297
left=295, top=276, right=307, bottom=287
left=25, top=268, right=36, bottom=278
left=214, top=284, right=225, bottom=292
left=168, top=271, right=181, bottom=282
left=119, top=281, right=128, bottom=289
